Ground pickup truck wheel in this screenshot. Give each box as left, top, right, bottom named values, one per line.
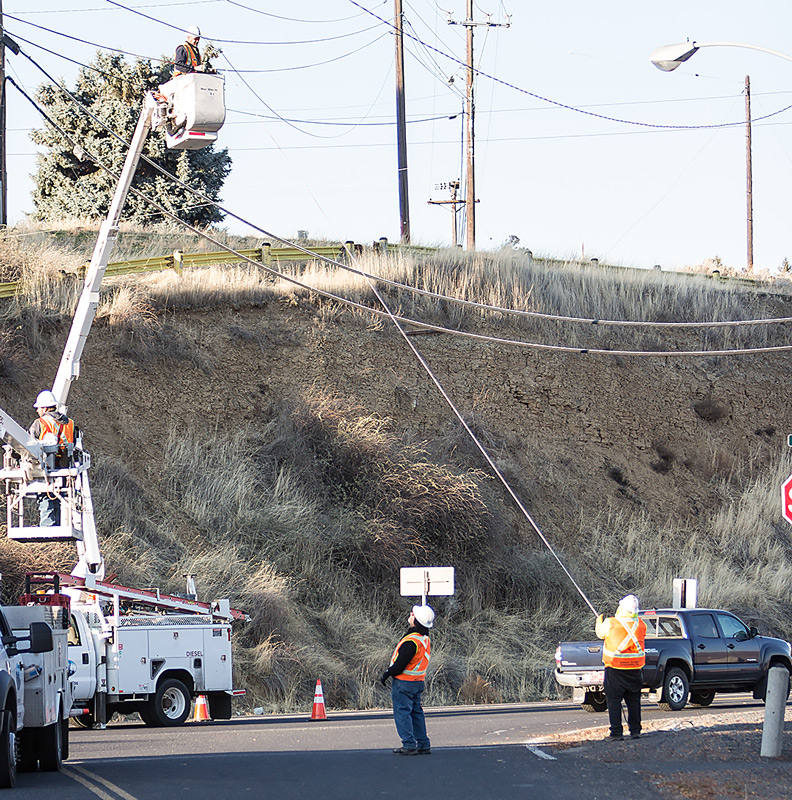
left=147, top=679, right=191, bottom=727
left=658, top=667, right=689, bottom=711
left=581, top=691, right=608, bottom=713
left=689, top=689, right=715, bottom=707
left=0, top=711, right=17, bottom=788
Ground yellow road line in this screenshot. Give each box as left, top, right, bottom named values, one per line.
left=63, top=764, right=141, bottom=800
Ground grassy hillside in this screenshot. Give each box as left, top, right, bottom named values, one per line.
left=2, top=226, right=792, bottom=710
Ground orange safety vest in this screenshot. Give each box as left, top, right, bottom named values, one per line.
left=38, top=414, right=75, bottom=453
left=174, top=42, right=200, bottom=76
left=601, top=616, right=646, bottom=670
left=390, top=632, right=431, bottom=681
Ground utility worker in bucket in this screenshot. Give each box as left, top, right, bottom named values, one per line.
left=380, top=604, right=434, bottom=755
left=174, top=25, right=204, bottom=76
left=596, top=594, right=647, bottom=741
left=29, top=390, right=78, bottom=526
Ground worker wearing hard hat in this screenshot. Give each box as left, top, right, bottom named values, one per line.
left=380, top=604, right=435, bottom=755
left=29, top=390, right=78, bottom=526
left=173, top=25, right=204, bottom=76
left=595, top=594, right=647, bottom=741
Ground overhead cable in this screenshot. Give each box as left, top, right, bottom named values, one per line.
left=363, top=253, right=599, bottom=615
left=347, top=0, right=792, bottom=131
left=224, top=0, right=386, bottom=24
left=15, top=50, right=792, bottom=351
left=104, top=0, right=383, bottom=45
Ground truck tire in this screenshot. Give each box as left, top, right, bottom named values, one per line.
left=61, top=716, right=70, bottom=762
left=17, top=729, right=37, bottom=772
left=581, top=691, right=608, bottom=713
left=146, top=678, right=191, bottom=727
left=38, top=719, right=63, bottom=771
left=689, top=689, right=715, bottom=707
left=0, top=711, right=16, bottom=788
left=658, top=667, right=689, bottom=711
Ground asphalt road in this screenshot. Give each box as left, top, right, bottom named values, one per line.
left=11, top=695, right=766, bottom=800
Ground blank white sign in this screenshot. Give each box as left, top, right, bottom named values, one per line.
left=400, top=566, right=455, bottom=597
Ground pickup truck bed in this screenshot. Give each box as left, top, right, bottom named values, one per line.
left=555, top=608, right=792, bottom=712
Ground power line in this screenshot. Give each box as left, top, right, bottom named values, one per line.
left=347, top=0, right=792, bottom=132
left=7, top=26, right=389, bottom=76
left=223, top=0, right=386, bottom=24
left=11, top=0, right=221, bottom=13
left=103, top=0, right=383, bottom=45
left=15, top=45, right=792, bottom=342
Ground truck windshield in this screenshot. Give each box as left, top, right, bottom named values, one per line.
left=641, top=615, right=683, bottom=638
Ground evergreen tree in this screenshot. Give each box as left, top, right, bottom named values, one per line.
left=31, top=53, right=232, bottom=226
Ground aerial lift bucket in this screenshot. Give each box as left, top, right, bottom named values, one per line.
left=158, top=73, right=225, bottom=150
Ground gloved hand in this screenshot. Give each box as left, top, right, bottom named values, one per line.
left=596, top=613, right=605, bottom=625
left=379, top=670, right=390, bottom=686
left=195, top=64, right=206, bottom=72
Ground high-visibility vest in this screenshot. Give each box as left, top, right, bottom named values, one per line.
left=601, top=616, right=646, bottom=670
left=174, top=42, right=200, bottom=76
left=38, top=414, right=75, bottom=450
left=390, top=632, right=431, bottom=681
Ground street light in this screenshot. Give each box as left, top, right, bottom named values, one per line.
left=650, top=40, right=792, bottom=71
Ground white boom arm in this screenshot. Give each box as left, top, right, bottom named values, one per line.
left=52, top=93, right=158, bottom=407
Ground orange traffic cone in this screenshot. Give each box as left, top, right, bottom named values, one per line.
left=310, top=679, right=327, bottom=721
left=191, top=694, right=211, bottom=723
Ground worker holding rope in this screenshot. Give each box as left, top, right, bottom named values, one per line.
left=596, top=594, right=647, bottom=741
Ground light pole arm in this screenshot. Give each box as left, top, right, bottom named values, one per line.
left=694, top=41, right=792, bottom=64
left=651, top=40, right=792, bottom=71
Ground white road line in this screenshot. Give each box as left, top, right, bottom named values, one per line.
left=64, top=765, right=141, bottom=800
left=525, top=745, right=556, bottom=761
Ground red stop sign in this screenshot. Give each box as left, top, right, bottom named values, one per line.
left=782, top=474, right=792, bottom=526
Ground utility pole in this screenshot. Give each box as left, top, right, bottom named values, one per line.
left=449, top=3, right=509, bottom=251
left=463, top=0, right=474, bottom=251
left=428, top=179, right=464, bottom=245
left=745, top=74, right=753, bottom=272
left=0, top=0, right=7, bottom=228
left=394, top=0, right=410, bottom=243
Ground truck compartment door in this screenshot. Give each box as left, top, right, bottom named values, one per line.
left=202, top=628, right=232, bottom=691
left=67, top=613, right=97, bottom=703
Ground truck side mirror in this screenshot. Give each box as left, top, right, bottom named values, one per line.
left=28, top=622, right=54, bottom=653
left=1, top=622, right=52, bottom=656
left=749, top=626, right=758, bottom=639
left=734, top=630, right=748, bottom=642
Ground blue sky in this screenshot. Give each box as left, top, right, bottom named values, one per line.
left=4, top=0, right=792, bottom=271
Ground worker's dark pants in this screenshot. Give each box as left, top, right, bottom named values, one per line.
left=604, top=667, right=642, bottom=737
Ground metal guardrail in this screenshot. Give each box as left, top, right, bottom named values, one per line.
left=0, top=240, right=410, bottom=300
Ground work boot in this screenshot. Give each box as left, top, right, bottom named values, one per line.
left=607, top=734, right=624, bottom=741
left=392, top=747, right=418, bottom=755
left=417, top=748, right=431, bottom=754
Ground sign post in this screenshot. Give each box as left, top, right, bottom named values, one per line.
left=400, top=566, right=455, bottom=606
left=782, top=474, right=792, bottom=527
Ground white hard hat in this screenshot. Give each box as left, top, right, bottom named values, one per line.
left=412, top=604, right=435, bottom=629
left=187, top=25, right=201, bottom=37
left=34, top=390, right=58, bottom=409
left=617, top=594, right=640, bottom=616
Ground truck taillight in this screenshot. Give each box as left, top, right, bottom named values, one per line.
left=554, top=646, right=561, bottom=664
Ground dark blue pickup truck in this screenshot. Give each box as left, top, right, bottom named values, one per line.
left=554, top=608, right=792, bottom=712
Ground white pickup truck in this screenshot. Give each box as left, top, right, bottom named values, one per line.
left=0, top=604, right=72, bottom=788
left=67, top=597, right=243, bottom=727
